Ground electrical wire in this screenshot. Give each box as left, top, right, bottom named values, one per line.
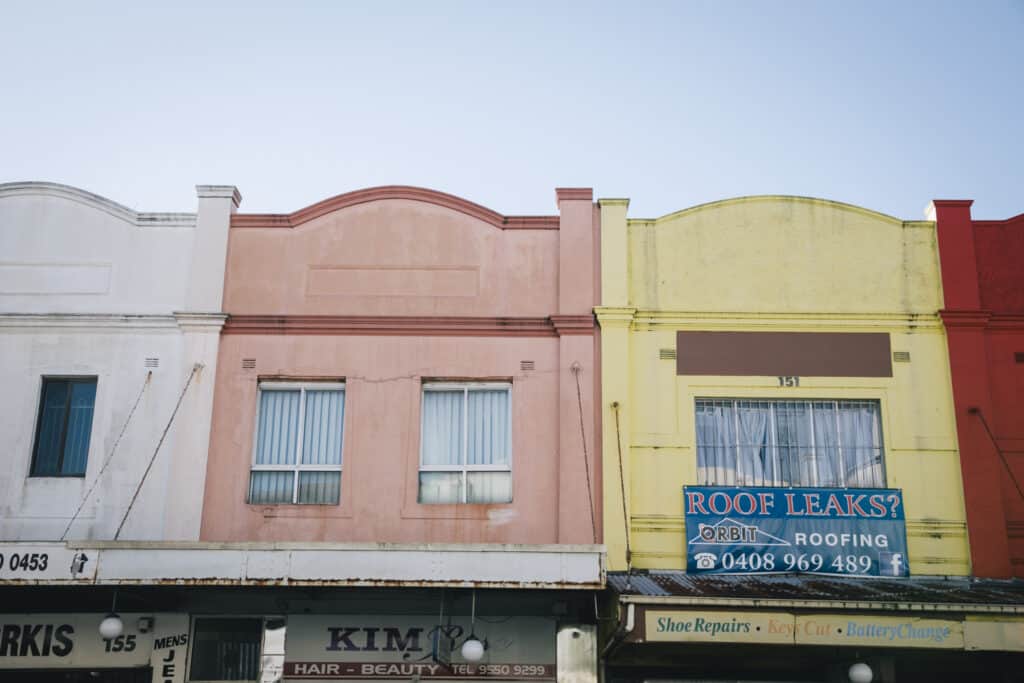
left=970, top=407, right=1024, bottom=503
left=572, top=363, right=597, bottom=544
left=61, top=371, right=152, bottom=541
left=612, top=402, right=632, bottom=568
left=114, top=364, right=200, bottom=540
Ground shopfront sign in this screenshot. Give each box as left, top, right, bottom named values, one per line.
left=149, top=614, right=189, bottom=683
left=283, top=615, right=555, bottom=680
left=683, top=486, right=909, bottom=576
left=0, top=613, right=156, bottom=669
left=0, top=543, right=95, bottom=581
left=644, top=610, right=963, bottom=649
left=964, top=616, right=1024, bottom=652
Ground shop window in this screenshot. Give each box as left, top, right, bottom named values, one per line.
left=190, top=617, right=262, bottom=681
left=419, top=383, right=512, bottom=504
left=695, top=399, right=885, bottom=487
left=248, top=382, right=344, bottom=505
left=30, top=377, right=97, bottom=477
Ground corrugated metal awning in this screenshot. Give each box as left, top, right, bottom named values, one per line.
left=609, top=571, right=1024, bottom=614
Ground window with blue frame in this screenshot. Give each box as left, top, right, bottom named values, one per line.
left=30, top=377, right=97, bottom=477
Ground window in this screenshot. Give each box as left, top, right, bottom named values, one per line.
left=695, top=399, right=884, bottom=488
left=248, top=382, right=344, bottom=505
left=190, top=617, right=263, bottom=681
left=419, top=383, right=511, bottom=504
left=30, top=377, right=97, bottom=477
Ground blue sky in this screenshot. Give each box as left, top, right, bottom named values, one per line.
left=1, top=1, right=1021, bottom=219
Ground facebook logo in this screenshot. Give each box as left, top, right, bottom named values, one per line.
left=878, top=551, right=907, bottom=576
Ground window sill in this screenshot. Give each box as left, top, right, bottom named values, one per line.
left=248, top=503, right=353, bottom=520
left=401, top=502, right=515, bottom=520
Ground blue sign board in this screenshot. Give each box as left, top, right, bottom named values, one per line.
left=683, top=486, right=909, bottom=577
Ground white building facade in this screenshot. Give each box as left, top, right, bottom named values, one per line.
left=0, top=181, right=237, bottom=541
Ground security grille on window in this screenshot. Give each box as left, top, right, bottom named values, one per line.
left=248, top=382, right=344, bottom=505
left=190, top=617, right=263, bottom=681
left=695, top=399, right=885, bottom=488
left=30, top=377, right=97, bottom=477
left=419, top=383, right=512, bottom=504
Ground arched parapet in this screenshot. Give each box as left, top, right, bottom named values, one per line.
left=232, top=185, right=559, bottom=230
left=601, top=193, right=941, bottom=316
left=0, top=181, right=195, bottom=227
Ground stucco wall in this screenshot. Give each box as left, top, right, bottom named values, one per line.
left=0, top=183, right=234, bottom=540
left=599, top=196, right=969, bottom=576
left=202, top=189, right=599, bottom=545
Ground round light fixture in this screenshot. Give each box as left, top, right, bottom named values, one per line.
left=98, top=614, right=124, bottom=640
left=460, top=637, right=485, bottom=662
left=848, top=662, right=873, bottom=683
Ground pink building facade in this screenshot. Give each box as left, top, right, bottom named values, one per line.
left=201, top=186, right=602, bottom=545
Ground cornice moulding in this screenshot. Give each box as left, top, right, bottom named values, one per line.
left=223, top=315, right=563, bottom=337
left=232, top=186, right=560, bottom=231
left=196, top=185, right=242, bottom=207
left=0, top=313, right=181, bottom=331
left=174, top=312, right=229, bottom=332
left=0, top=182, right=195, bottom=228
left=627, top=195, right=906, bottom=226
left=550, top=314, right=596, bottom=334
left=555, top=188, right=594, bottom=202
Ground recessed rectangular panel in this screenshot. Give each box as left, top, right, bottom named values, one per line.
left=676, top=331, right=892, bottom=377
left=0, top=263, right=111, bottom=295
left=307, top=266, right=478, bottom=297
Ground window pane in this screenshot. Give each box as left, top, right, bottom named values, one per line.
left=61, top=381, right=96, bottom=475
left=467, top=471, right=512, bottom=503
left=467, top=389, right=509, bottom=466
left=774, top=401, right=814, bottom=486
left=32, top=380, right=70, bottom=476
left=695, top=400, right=737, bottom=485
left=297, top=471, right=340, bottom=504
left=696, top=398, right=885, bottom=489
left=190, top=617, right=262, bottom=681
left=838, top=400, right=884, bottom=487
left=419, top=472, right=462, bottom=504
left=248, top=471, right=294, bottom=504
left=302, top=390, right=344, bottom=466
left=256, top=390, right=300, bottom=466
left=422, top=391, right=463, bottom=466
left=735, top=401, right=770, bottom=486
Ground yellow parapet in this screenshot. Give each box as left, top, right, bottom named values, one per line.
left=598, top=196, right=969, bottom=576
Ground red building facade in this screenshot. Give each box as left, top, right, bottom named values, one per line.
left=933, top=200, right=1024, bottom=578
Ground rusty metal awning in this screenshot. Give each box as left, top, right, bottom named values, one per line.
left=608, top=570, right=1024, bottom=614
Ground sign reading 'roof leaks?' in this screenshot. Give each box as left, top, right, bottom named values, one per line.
left=684, top=486, right=910, bottom=577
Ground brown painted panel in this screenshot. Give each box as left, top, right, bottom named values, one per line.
left=676, top=331, right=892, bottom=377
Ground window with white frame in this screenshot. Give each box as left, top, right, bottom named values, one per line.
left=419, top=382, right=512, bottom=504
left=248, top=382, right=344, bottom=505
left=695, top=399, right=885, bottom=488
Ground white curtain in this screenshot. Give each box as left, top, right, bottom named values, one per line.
left=838, top=401, right=883, bottom=487
left=696, top=402, right=737, bottom=485
left=422, top=391, right=463, bottom=466
left=696, top=399, right=883, bottom=489
left=250, top=388, right=344, bottom=505
left=420, top=388, right=511, bottom=504
left=736, top=403, right=769, bottom=485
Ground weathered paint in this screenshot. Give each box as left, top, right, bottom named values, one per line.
left=598, top=196, right=969, bottom=575
left=0, top=541, right=603, bottom=588
left=932, top=201, right=1024, bottom=578
left=0, top=183, right=237, bottom=541
left=201, top=187, right=601, bottom=546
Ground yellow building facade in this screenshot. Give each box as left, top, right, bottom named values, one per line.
left=597, top=196, right=970, bottom=577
